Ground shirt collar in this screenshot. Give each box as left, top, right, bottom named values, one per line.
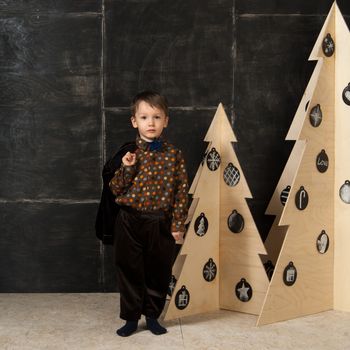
left=136, top=135, right=165, bottom=152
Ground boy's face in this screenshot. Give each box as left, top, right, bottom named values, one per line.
left=131, top=101, right=169, bottom=142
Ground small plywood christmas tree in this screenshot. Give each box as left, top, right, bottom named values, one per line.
left=258, top=2, right=350, bottom=325
left=165, top=104, right=269, bottom=320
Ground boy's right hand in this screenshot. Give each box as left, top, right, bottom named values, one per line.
left=122, top=152, right=136, bottom=166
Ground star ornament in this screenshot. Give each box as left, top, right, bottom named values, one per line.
left=235, top=278, right=253, bottom=302
left=238, top=283, right=249, bottom=300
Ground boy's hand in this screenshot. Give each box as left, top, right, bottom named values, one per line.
left=122, top=152, right=136, bottom=166
left=172, top=231, right=184, bottom=242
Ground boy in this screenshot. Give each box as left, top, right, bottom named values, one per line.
left=109, top=91, right=189, bottom=336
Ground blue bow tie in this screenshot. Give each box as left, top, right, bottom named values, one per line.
left=149, top=139, right=162, bottom=151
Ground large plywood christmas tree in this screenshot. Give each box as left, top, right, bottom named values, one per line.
left=263, top=60, right=323, bottom=266
left=258, top=2, right=350, bottom=325
left=165, top=104, right=269, bottom=320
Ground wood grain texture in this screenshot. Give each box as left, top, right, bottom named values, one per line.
left=258, top=6, right=336, bottom=325
left=263, top=141, right=306, bottom=264
left=334, top=3, right=350, bottom=312
left=166, top=104, right=269, bottom=320
left=218, top=104, right=269, bottom=315
left=165, top=139, right=221, bottom=320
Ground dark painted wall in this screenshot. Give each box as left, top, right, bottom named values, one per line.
left=0, top=2, right=102, bottom=292
left=1, top=1, right=349, bottom=292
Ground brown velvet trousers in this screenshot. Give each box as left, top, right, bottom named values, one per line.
left=114, top=206, right=176, bottom=321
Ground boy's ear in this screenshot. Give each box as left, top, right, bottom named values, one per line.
left=131, top=116, right=138, bottom=128
left=164, top=115, right=169, bottom=128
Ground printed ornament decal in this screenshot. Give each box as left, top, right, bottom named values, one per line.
left=295, top=186, right=309, bottom=210
left=339, top=180, right=350, bottom=204
left=194, top=213, right=208, bottom=237
left=223, top=163, right=240, bottom=186
left=227, top=210, right=244, bottom=233
left=322, top=33, right=335, bottom=57
left=283, top=262, right=297, bottom=286
left=280, top=185, right=291, bottom=206
left=168, top=275, right=177, bottom=297
left=316, top=149, right=329, bottom=173
left=316, top=230, right=329, bottom=254
left=235, top=278, right=253, bottom=302
left=206, top=147, right=221, bottom=171
left=309, top=104, right=322, bottom=127
left=203, top=258, right=217, bottom=282
left=342, top=83, right=350, bottom=106
left=175, top=285, right=190, bottom=310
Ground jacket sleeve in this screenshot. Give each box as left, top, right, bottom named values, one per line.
left=109, top=164, right=137, bottom=197
left=171, top=150, right=189, bottom=232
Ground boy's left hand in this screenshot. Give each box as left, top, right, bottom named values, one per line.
left=172, top=231, right=184, bottom=242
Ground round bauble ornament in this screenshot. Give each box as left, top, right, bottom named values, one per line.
left=206, top=147, right=221, bottom=171
left=339, top=180, right=350, bottom=204
left=322, top=33, right=335, bottom=57
left=227, top=210, right=244, bottom=233
left=309, top=104, right=322, bottom=127
left=342, top=83, right=350, bottom=106
left=316, top=149, right=329, bottom=173
left=175, top=285, right=190, bottom=310
left=223, top=163, right=240, bottom=187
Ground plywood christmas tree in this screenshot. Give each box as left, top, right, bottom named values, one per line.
left=263, top=60, right=323, bottom=266
left=165, top=104, right=269, bottom=320
left=258, top=2, right=350, bottom=325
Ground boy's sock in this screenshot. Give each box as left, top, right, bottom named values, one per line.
left=146, top=317, right=167, bottom=335
left=116, top=320, right=138, bottom=337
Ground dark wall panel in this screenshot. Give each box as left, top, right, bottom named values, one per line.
left=236, top=0, right=350, bottom=15
left=0, top=107, right=100, bottom=199
left=0, top=4, right=103, bottom=292
left=0, top=1, right=100, bottom=14
left=0, top=14, right=101, bottom=107
left=104, top=0, right=233, bottom=107
left=0, top=202, right=100, bottom=292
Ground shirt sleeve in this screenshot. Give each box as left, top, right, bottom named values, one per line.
left=171, top=150, right=189, bottom=232
left=109, top=164, right=137, bottom=197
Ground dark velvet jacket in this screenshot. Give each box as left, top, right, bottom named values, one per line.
left=95, top=142, right=137, bottom=245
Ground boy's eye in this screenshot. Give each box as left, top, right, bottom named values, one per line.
left=140, top=116, right=147, bottom=119
left=155, top=115, right=161, bottom=119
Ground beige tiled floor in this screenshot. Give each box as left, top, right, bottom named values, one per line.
left=0, top=293, right=349, bottom=350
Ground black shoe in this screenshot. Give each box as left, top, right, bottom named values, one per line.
left=146, top=317, right=167, bottom=335
left=116, top=320, right=138, bottom=337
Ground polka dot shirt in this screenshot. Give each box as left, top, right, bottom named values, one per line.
left=109, top=136, right=189, bottom=232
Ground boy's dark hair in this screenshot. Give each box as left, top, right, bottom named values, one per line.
left=131, top=90, right=169, bottom=116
